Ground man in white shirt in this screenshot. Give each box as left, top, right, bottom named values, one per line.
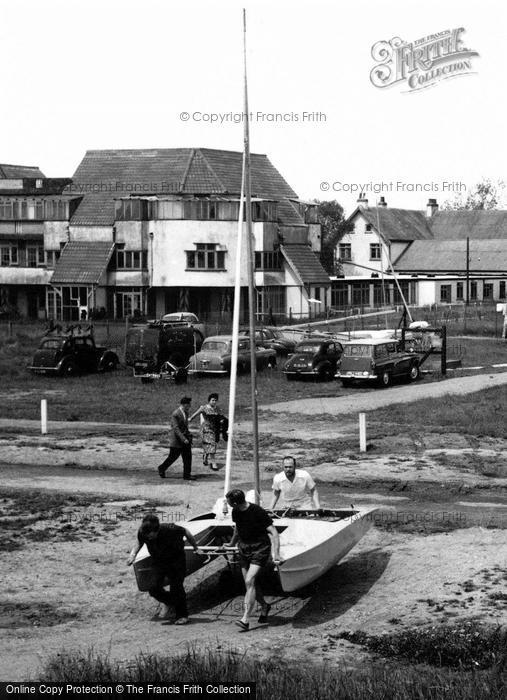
left=271, top=456, right=321, bottom=510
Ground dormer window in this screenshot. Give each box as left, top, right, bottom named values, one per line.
left=365, top=224, right=373, bottom=233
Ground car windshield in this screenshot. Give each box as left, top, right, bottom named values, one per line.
left=163, top=313, right=197, bottom=322
left=202, top=341, right=228, bottom=352
left=344, top=345, right=373, bottom=357
left=40, top=338, right=64, bottom=350
left=296, top=343, right=321, bottom=353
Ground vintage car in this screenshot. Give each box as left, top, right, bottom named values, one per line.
left=336, top=338, right=421, bottom=387
left=239, top=327, right=297, bottom=355
left=125, top=324, right=201, bottom=383
left=188, top=335, right=277, bottom=375
left=283, top=338, right=343, bottom=381
left=29, top=331, right=119, bottom=377
left=159, top=312, right=206, bottom=342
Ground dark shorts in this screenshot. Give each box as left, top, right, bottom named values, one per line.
left=238, top=540, right=272, bottom=568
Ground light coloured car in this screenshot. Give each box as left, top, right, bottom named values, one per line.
left=189, top=335, right=277, bottom=375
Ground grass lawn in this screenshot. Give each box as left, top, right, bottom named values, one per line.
left=0, top=326, right=505, bottom=429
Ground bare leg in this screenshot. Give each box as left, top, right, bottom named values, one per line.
left=240, top=563, right=264, bottom=625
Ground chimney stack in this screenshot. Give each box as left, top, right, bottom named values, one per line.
left=426, top=198, right=438, bottom=218
left=378, top=196, right=387, bottom=207
left=357, top=195, right=368, bottom=209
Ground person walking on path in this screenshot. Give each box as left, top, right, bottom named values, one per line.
left=271, top=455, right=320, bottom=510
left=225, top=488, right=281, bottom=631
left=157, top=396, right=196, bottom=481
left=127, top=513, right=200, bottom=625
left=189, top=392, right=226, bottom=471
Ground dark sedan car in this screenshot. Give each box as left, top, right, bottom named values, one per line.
left=283, top=338, right=343, bottom=381
left=239, top=327, right=297, bottom=355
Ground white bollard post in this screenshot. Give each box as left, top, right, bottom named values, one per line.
left=41, top=399, right=48, bottom=435
left=359, top=412, right=366, bottom=452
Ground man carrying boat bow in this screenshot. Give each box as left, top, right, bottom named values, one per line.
left=225, top=489, right=281, bottom=631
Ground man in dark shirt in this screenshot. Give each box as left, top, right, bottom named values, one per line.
left=128, top=513, right=200, bottom=625
left=225, top=489, right=281, bottom=631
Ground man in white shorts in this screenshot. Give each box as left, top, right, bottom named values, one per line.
left=271, top=455, right=321, bottom=510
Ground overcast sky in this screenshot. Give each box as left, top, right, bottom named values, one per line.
left=1, top=0, right=505, bottom=214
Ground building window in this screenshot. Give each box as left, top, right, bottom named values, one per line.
left=393, top=281, right=411, bottom=305
left=115, top=288, right=144, bottom=319
left=456, top=281, right=464, bottom=300
left=116, top=248, right=147, bottom=269
left=440, top=284, right=452, bottom=303
left=483, top=283, right=493, bottom=300
left=373, top=283, right=390, bottom=306
left=26, top=245, right=45, bottom=267
left=331, top=282, right=348, bottom=308
left=256, top=285, right=286, bottom=319
left=186, top=243, right=226, bottom=270
left=470, top=281, right=477, bottom=300
left=45, top=250, right=61, bottom=268
left=365, top=224, right=373, bottom=232
left=499, top=281, right=506, bottom=300
left=352, top=282, right=370, bottom=306
left=370, top=243, right=381, bottom=260
left=255, top=251, right=282, bottom=270
left=338, top=243, right=351, bottom=260
left=1, top=245, right=18, bottom=266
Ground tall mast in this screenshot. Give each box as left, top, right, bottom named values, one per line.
left=243, top=9, right=260, bottom=504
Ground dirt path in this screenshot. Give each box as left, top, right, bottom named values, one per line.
left=264, top=371, right=507, bottom=414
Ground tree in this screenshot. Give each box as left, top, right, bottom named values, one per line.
left=442, top=179, right=506, bottom=210
left=314, top=199, right=353, bottom=274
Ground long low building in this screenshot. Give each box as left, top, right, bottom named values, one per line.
left=331, top=196, right=507, bottom=308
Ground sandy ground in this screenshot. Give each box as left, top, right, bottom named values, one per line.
left=0, top=373, right=506, bottom=681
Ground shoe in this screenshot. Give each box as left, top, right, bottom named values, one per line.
left=235, top=620, right=249, bottom=632
left=210, top=464, right=219, bottom=471
left=183, top=476, right=197, bottom=481
left=158, top=468, right=166, bottom=479
left=258, top=603, right=272, bottom=624
left=174, top=617, right=189, bottom=625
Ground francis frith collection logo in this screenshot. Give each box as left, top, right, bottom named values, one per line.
left=370, top=28, right=479, bottom=92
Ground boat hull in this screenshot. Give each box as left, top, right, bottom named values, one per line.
left=133, top=508, right=377, bottom=593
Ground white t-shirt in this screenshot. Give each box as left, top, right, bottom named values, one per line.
left=272, top=469, right=316, bottom=509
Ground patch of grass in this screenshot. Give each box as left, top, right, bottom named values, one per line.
left=0, top=488, right=174, bottom=551
left=368, top=386, right=507, bottom=439
left=337, top=622, right=507, bottom=670
left=41, top=646, right=507, bottom=699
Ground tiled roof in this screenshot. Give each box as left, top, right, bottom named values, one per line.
left=281, top=244, right=330, bottom=285
left=0, top=164, right=45, bottom=179
left=68, top=148, right=299, bottom=226
left=355, top=206, right=507, bottom=242
left=359, top=207, right=433, bottom=241
left=395, top=239, right=507, bottom=273
left=429, top=210, right=507, bottom=239
left=51, top=241, right=115, bottom=284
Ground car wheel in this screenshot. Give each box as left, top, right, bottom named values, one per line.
left=286, top=374, right=296, bottom=382
left=60, top=359, right=78, bottom=377
left=409, top=364, right=420, bottom=381
left=104, top=357, right=118, bottom=372
left=267, top=356, right=277, bottom=369
left=380, top=370, right=391, bottom=387
left=141, top=377, right=154, bottom=384
left=341, top=379, right=352, bottom=388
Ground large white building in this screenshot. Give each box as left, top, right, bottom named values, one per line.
left=0, top=149, right=329, bottom=322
